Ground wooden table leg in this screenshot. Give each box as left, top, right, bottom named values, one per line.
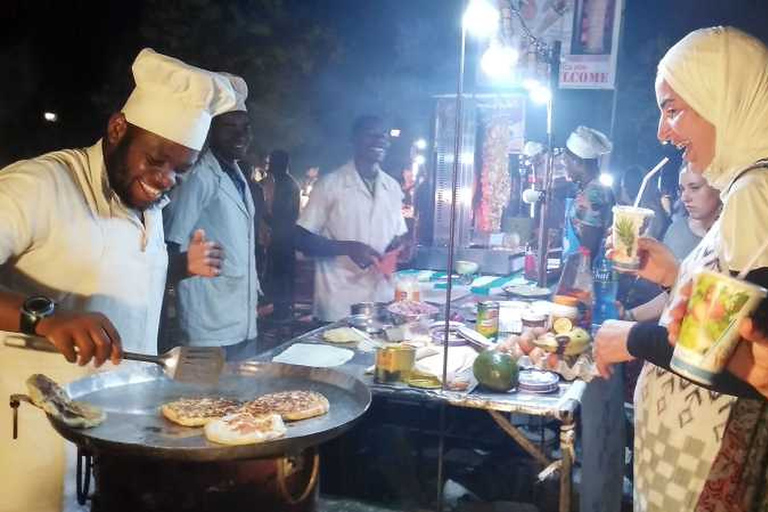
left=559, top=422, right=576, bottom=512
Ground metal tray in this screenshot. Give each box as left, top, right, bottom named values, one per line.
left=47, top=361, right=371, bottom=462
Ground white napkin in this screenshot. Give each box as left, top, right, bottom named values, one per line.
left=414, top=346, right=479, bottom=382
left=273, top=343, right=354, bottom=368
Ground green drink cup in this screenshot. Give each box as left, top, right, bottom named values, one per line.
left=671, top=269, right=767, bottom=385
left=611, top=205, right=655, bottom=272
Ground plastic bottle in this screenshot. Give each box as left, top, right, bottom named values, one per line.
left=592, top=249, right=619, bottom=327
left=555, top=246, right=594, bottom=329
left=394, top=273, right=420, bottom=302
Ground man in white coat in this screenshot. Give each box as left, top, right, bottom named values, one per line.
left=163, top=73, right=260, bottom=360
left=296, top=115, right=408, bottom=322
left=0, top=49, right=235, bottom=512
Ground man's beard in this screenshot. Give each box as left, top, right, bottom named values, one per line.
left=105, top=129, right=163, bottom=210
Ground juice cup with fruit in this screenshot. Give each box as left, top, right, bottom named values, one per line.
left=671, top=269, right=767, bottom=385
left=611, top=205, right=655, bottom=272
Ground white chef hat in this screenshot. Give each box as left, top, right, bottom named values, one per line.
left=566, top=126, right=612, bottom=160
left=523, top=141, right=545, bottom=157
left=122, top=48, right=236, bottom=151
left=217, top=72, right=248, bottom=113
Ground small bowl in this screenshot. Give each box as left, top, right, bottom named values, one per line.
left=350, top=302, right=389, bottom=319
left=455, top=260, right=480, bottom=276
left=348, top=314, right=389, bottom=334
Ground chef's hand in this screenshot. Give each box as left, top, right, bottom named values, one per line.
left=608, top=236, right=679, bottom=287
left=727, top=318, right=768, bottom=398
left=343, top=241, right=381, bottom=269
left=593, top=319, right=635, bottom=379
left=187, top=229, right=223, bottom=277
left=36, top=311, right=123, bottom=367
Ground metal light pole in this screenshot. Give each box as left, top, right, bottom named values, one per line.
left=536, top=41, right=561, bottom=288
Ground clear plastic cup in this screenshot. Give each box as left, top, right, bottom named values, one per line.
left=671, top=269, right=767, bottom=385
left=611, top=205, right=655, bottom=272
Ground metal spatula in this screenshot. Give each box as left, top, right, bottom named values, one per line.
left=5, top=336, right=225, bottom=384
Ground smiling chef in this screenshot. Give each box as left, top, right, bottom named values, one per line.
left=0, top=48, right=235, bottom=511
left=296, top=115, right=409, bottom=322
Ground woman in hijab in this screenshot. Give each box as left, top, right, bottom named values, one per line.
left=593, top=27, right=768, bottom=512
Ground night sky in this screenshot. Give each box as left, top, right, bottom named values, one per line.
left=2, top=0, right=768, bottom=180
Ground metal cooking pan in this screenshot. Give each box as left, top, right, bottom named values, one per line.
left=44, top=361, right=371, bottom=461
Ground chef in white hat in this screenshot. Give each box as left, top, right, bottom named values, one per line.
left=0, top=48, right=235, bottom=512
left=561, top=125, right=615, bottom=259
left=163, top=72, right=262, bottom=361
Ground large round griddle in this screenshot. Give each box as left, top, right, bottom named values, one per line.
left=48, top=361, right=371, bottom=461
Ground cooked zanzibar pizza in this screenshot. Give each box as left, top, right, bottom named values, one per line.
left=204, top=412, right=286, bottom=446
left=26, top=374, right=106, bottom=429
left=161, top=397, right=242, bottom=427
left=241, top=390, right=330, bottom=421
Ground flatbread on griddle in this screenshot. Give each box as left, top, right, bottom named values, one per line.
left=26, top=374, right=106, bottom=429
left=204, top=412, right=286, bottom=445
left=161, top=397, right=243, bottom=427
left=241, top=390, right=329, bottom=421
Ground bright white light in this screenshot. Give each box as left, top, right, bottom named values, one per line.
left=460, top=152, right=474, bottom=164
left=481, top=44, right=519, bottom=79
left=43, top=111, right=58, bottom=122
left=599, top=173, right=614, bottom=187
left=521, top=79, right=540, bottom=91
left=458, top=186, right=473, bottom=206
left=415, top=138, right=428, bottom=150
left=463, top=0, right=499, bottom=39
left=530, top=85, right=552, bottom=105
left=390, top=128, right=401, bottom=137
left=414, top=154, right=426, bottom=165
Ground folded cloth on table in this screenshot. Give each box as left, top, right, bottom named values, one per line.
left=414, top=346, right=479, bottom=383
left=273, top=343, right=354, bottom=367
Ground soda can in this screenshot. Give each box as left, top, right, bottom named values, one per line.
left=476, top=301, right=500, bottom=340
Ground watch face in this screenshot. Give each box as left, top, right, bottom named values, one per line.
left=25, top=296, right=55, bottom=316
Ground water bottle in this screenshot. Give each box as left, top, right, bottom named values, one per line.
left=593, top=250, right=619, bottom=327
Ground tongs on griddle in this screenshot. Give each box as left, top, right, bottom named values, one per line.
left=5, top=336, right=225, bottom=384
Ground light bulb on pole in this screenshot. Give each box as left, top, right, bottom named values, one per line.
left=463, top=0, right=500, bottom=39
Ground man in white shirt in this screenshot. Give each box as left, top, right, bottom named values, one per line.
left=0, top=49, right=235, bottom=512
left=297, top=115, right=408, bottom=322
left=163, top=73, right=260, bottom=360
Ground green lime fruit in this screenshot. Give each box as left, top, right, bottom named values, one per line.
left=473, top=350, right=519, bottom=392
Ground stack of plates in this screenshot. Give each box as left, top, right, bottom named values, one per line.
left=517, top=369, right=560, bottom=394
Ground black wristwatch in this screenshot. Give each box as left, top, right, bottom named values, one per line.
left=20, top=296, right=56, bottom=335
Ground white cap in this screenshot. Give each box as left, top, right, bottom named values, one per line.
left=122, top=49, right=236, bottom=151
left=218, top=72, right=248, bottom=113
left=523, top=141, right=545, bottom=157
left=566, top=126, right=612, bottom=160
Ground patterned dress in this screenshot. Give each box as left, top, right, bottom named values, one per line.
left=634, top=168, right=768, bottom=512
left=633, top=220, right=737, bottom=511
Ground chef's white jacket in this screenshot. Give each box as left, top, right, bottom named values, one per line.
left=0, top=141, right=168, bottom=511
left=163, top=149, right=259, bottom=346
left=298, top=161, right=407, bottom=321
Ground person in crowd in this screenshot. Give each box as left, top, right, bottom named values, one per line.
left=296, top=115, right=408, bottom=322
left=300, top=165, right=320, bottom=210
left=413, top=168, right=434, bottom=245
left=0, top=49, right=234, bottom=512
left=561, top=125, right=615, bottom=260
left=163, top=73, right=261, bottom=361
left=593, top=27, right=768, bottom=512
left=620, top=165, right=721, bottom=323
left=263, top=149, right=301, bottom=321
left=400, top=165, right=417, bottom=236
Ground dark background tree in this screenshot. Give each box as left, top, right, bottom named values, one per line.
left=2, top=0, right=768, bottom=185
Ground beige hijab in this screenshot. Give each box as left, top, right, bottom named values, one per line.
left=657, top=26, right=768, bottom=191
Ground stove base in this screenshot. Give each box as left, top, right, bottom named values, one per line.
left=89, top=449, right=318, bottom=512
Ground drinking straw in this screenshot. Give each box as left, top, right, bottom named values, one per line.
left=633, top=157, right=670, bottom=207
left=737, top=237, right=768, bottom=279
